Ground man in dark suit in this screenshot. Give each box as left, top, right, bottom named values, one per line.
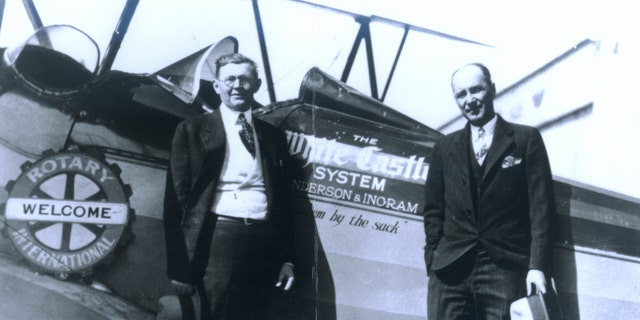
left=163, top=53, right=297, bottom=319
left=423, top=63, right=555, bottom=319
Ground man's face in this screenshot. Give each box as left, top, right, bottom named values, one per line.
left=213, top=62, right=261, bottom=112
left=451, top=65, right=496, bottom=126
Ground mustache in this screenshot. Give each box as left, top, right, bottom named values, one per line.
left=465, top=101, right=482, bottom=112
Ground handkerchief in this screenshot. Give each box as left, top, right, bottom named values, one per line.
left=502, top=155, right=522, bottom=168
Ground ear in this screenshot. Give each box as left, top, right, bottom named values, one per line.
left=489, top=82, right=497, bottom=97
left=251, top=79, right=262, bottom=93
left=213, top=81, right=222, bottom=94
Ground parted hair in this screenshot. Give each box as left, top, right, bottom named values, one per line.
left=215, top=53, right=259, bottom=79
left=452, top=62, right=492, bottom=84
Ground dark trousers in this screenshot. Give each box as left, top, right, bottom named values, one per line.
left=203, top=220, right=272, bottom=320
left=427, top=249, right=526, bottom=320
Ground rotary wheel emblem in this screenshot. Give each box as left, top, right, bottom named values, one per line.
left=2, top=150, right=132, bottom=278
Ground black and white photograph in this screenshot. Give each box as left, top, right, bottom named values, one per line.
left=0, top=0, right=638, bottom=319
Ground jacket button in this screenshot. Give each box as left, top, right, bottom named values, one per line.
left=462, top=179, right=467, bottom=186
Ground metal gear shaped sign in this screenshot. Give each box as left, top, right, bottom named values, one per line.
left=3, top=151, right=131, bottom=277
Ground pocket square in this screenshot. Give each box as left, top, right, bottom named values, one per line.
left=502, top=155, right=522, bottom=168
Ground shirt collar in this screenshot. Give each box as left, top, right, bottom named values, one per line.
left=471, top=114, right=497, bottom=135
left=219, top=104, right=253, bottom=125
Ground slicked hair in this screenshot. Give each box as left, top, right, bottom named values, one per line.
left=452, top=62, right=492, bottom=84
left=215, top=53, right=259, bottom=79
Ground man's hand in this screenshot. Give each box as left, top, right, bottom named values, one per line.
left=171, top=280, right=195, bottom=295
left=526, top=269, right=547, bottom=295
left=275, top=262, right=295, bottom=291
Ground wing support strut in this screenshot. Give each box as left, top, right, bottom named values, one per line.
left=21, top=0, right=43, bottom=30
left=341, top=16, right=379, bottom=100
left=97, top=0, right=139, bottom=75
left=252, top=0, right=276, bottom=103
left=381, top=25, right=409, bottom=102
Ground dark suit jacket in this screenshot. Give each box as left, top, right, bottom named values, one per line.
left=423, top=116, right=554, bottom=274
left=163, top=106, right=296, bottom=284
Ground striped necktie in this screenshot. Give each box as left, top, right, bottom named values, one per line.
left=237, top=113, right=256, bottom=158
left=475, top=127, right=489, bottom=163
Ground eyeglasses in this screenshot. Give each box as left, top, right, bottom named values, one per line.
left=217, top=76, right=257, bottom=89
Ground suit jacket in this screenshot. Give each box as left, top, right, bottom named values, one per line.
left=163, top=106, right=296, bottom=284
left=423, top=116, right=554, bottom=274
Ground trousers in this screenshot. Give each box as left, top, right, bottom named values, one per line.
left=203, top=219, right=272, bottom=319
left=427, top=248, right=526, bottom=320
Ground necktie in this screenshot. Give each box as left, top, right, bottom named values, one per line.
left=238, top=113, right=256, bottom=158
left=475, top=127, right=489, bottom=163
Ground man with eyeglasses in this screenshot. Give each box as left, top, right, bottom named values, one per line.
left=163, top=53, right=298, bottom=319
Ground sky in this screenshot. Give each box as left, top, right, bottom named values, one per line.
left=1, top=1, right=631, bottom=87
left=0, top=0, right=638, bottom=198
left=1, top=0, right=620, bottom=79
left=2, top=0, right=635, bottom=65
left=2, top=0, right=633, bottom=122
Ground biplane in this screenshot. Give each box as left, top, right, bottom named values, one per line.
left=0, top=1, right=638, bottom=319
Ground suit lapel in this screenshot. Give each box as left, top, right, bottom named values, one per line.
left=482, top=116, right=515, bottom=181
left=254, top=119, right=275, bottom=203
left=448, top=125, right=472, bottom=179
left=191, top=111, right=226, bottom=196
left=199, top=111, right=226, bottom=156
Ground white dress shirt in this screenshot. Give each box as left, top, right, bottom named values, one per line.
left=210, top=105, right=268, bottom=220
left=470, top=115, right=497, bottom=165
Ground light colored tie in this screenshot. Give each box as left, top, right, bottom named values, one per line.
left=237, top=113, right=256, bottom=158
left=475, top=127, right=489, bottom=163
